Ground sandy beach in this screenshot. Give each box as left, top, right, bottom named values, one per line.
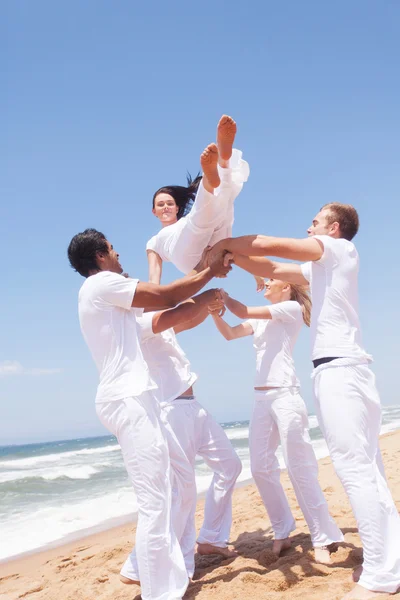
left=1, top=429, right=399, bottom=600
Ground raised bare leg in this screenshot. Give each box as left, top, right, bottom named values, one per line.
left=272, top=537, right=291, bottom=557
left=201, top=143, right=220, bottom=192
left=217, top=115, right=237, bottom=168
left=197, top=542, right=237, bottom=559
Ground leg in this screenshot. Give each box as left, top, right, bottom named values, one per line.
left=314, top=365, right=400, bottom=594
left=249, top=392, right=296, bottom=543
left=272, top=388, right=344, bottom=560
left=196, top=406, right=242, bottom=553
left=96, top=394, right=188, bottom=600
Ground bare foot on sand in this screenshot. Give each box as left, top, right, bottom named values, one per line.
left=341, top=584, right=391, bottom=599
left=201, top=143, right=220, bottom=191
left=272, top=538, right=291, bottom=557
left=314, top=545, right=332, bottom=564
left=352, top=565, right=363, bottom=583
left=120, top=575, right=140, bottom=585
left=197, top=543, right=237, bottom=559
left=217, top=115, right=237, bottom=166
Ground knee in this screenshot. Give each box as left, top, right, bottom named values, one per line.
left=250, top=457, right=279, bottom=482
left=223, top=454, right=242, bottom=483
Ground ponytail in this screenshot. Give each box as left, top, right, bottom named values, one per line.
left=290, top=284, right=311, bottom=327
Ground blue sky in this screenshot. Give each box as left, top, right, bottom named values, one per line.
left=2, top=1, right=399, bottom=444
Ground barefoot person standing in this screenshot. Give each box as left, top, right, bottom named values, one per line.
left=147, top=115, right=249, bottom=283
left=208, top=203, right=400, bottom=599
left=123, top=291, right=242, bottom=584
left=210, top=282, right=343, bottom=562
left=67, top=228, right=232, bottom=600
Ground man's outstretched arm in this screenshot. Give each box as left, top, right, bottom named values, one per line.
left=151, top=290, right=218, bottom=334
left=234, top=255, right=308, bottom=286
left=212, top=235, right=323, bottom=262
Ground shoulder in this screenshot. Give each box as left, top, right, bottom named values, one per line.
left=269, top=300, right=302, bottom=322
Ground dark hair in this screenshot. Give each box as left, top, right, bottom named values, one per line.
left=67, top=228, right=109, bottom=277
left=321, top=203, right=359, bottom=241
left=152, top=173, right=202, bottom=219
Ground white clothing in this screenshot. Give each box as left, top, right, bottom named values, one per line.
left=245, top=301, right=303, bottom=388
left=162, top=397, right=242, bottom=576
left=96, top=393, right=189, bottom=600
left=146, top=148, right=249, bottom=274
left=79, top=271, right=155, bottom=403
left=250, top=387, right=344, bottom=546
left=137, top=319, right=241, bottom=575
left=313, top=360, right=400, bottom=593
left=300, top=235, right=369, bottom=361
left=137, top=312, right=197, bottom=403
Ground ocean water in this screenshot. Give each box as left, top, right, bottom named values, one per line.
left=1, top=404, right=399, bottom=562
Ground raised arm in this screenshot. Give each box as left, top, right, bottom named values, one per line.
left=132, top=251, right=232, bottom=310
left=222, top=292, right=273, bottom=320
left=211, top=235, right=323, bottom=262
left=211, top=312, right=254, bottom=341
left=147, top=250, right=163, bottom=284
left=150, top=290, right=218, bottom=335
left=234, top=255, right=308, bottom=286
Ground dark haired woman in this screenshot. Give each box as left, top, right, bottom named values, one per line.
left=211, top=280, right=344, bottom=561
left=146, top=115, right=249, bottom=284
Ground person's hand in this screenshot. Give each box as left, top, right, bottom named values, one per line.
left=218, top=289, right=230, bottom=303
left=207, top=297, right=226, bottom=317
left=208, top=250, right=234, bottom=278
left=255, top=275, right=265, bottom=293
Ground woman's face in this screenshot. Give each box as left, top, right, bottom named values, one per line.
left=152, top=193, right=179, bottom=225
left=264, top=278, right=289, bottom=303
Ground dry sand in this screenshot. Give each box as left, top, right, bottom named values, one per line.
left=1, top=430, right=399, bottom=600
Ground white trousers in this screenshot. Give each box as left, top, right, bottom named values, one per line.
left=313, top=360, right=400, bottom=593
left=249, top=387, right=344, bottom=546
left=163, top=397, right=242, bottom=577
left=167, top=148, right=250, bottom=274
left=96, top=393, right=189, bottom=600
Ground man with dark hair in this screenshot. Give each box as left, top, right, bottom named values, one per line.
left=206, top=204, right=400, bottom=599
left=67, top=228, right=232, bottom=600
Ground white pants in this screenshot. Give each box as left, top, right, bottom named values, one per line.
left=313, top=360, right=400, bottom=593
left=163, top=397, right=242, bottom=577
left=249, top=387, right=344, bottom=546
left=166, top=148, right=249, bottom=274
left=96, top=393, right=189, bottom=600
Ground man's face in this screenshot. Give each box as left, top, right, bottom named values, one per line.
left=99, top=240, right=123, bottom=274
left=307, top=209, right=336, bottom=237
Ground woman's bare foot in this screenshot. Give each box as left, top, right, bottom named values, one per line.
left=217, top=115, right=237, bottom=167
left=200, top=143, right=220, bottom=191
left=341, top=585, right=391, bottom=599
left=197, top=542, right=237, bottom=558
left=352, top=565, right=363, bottom=583
left=272, top=538, right=291, bottom=556
left=120, top=575, right=140, bottom=585
left=314, top=545, right=332, bottom=564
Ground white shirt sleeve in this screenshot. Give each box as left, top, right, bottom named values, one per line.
left=300, top=261, right=312, bottom=282
left=268, top=301, right=302, bottom=323
left=136, top=311, right=156, bottom=342
left=96, top=272, right=139, bottom=310
left=312, top=234, right=341, bottom=267
left=244, top=319, right=257, bottom=335
left=146, top=235, right=158, bottom=252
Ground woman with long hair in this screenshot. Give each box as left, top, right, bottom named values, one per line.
left=211, top=279, right=344, bottom=561
left=146, top=115, right=249, bottom=284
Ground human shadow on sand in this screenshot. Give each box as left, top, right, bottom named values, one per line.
left=185, top=526, right=363, bottom=599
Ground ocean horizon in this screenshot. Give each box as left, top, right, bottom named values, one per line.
left=1, top=404, right=399, bottom=563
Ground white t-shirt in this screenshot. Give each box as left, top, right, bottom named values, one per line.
left=137, top=311, right=197, bottom=404
left=245, top=301, right=303, bottom=388
left=146, top=218, right=187, bottom=264
left=78, top=271, right=155, bottom=403
left=300, top=235, right=368, bottom=361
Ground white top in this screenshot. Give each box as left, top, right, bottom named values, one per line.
left=245, top=301, right=303, bottom=388
left=300, top=235, right=369, bottom=361
left=137, top=312, right=198, bottom=404
left=146, top=217, right=187, bottom=264
left=78, top=271, right=155, bottom=403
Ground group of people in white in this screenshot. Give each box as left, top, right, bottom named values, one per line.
left=68, top=116, right=400, bottom=600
